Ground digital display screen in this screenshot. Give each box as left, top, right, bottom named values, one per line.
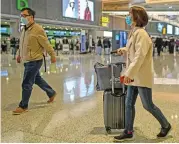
left=46, top=30, right=81, bottom=36
left=120, top=31, right=127, bottom=47
left=63, top=0, right=94, bottom=21
left=157, top=23, right=164, bottom=33
left=0, top=70, right=8, bottom=77
left=1, top=27, right=8, bottom=33
left=167, top=24, right=173, bottom=35
left=104, top=31, right=112, bottom=37
left=175, top=27, right=179, bottom=35
left=116, top=35, right=119, bottom=41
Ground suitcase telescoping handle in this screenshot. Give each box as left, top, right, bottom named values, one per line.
left=110, top=50, right=117, bottom=54
left=111, top=63, right=126, bottom=97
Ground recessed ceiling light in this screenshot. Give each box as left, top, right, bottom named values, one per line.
left=169, top=6, right=172, bottom=9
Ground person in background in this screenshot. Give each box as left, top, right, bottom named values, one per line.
left=176, top=38, right=179, bottom=53
left=163, top=37, right=169, bottom=53
left=103, top=38, right=111, bottom=49
left=151, top=37, right=156, bottom=56
left=155, top=36, right=163, bottom=56
left=50, top=37, right=56, bottom=50
left=86, top=38, right=89, bottom=52
left=11, top=37, right=17, bottom=59
left=103, top=37, right=111, bottom=55
left=16, top=38, right=20, bottom=51
left=169, top=36, right=175, bottom=54
left=63, top=37, right=69, bottom=44
left=13, top=8, right=56, bottom=115
left=97, top=37, right=103, bottom=48
left=1, top=40, right=8, bottom=54
left=96, top=37, right=103, bottom=55
left=92, top=38, right=95, bottom=52
left=76, top=39, right=80, bottom=50
left=114, top=6, right=171, bottom=142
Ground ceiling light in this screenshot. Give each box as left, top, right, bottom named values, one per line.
left=169, top=6, right=172, bottom=9
left=5, top=22, right=7, bottom=24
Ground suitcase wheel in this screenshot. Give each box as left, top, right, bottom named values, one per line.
left=105, top=126, right=111, bottom=134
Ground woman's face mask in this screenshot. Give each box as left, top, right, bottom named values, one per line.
left=125, top=15, right=132, bottom=26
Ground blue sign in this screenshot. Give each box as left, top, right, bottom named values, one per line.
left=80, top=35, right=86, bottom=52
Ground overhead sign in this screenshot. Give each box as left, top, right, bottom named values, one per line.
left=130, top=0, right=145, bottom=4
left=16, top=0, right=29, bottom=10
left=101, top=16, right=109, bottom=27
left=145, top=0, right=179, bottom=3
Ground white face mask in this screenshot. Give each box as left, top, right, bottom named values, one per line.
left=21, top=17, right=29, bottom=25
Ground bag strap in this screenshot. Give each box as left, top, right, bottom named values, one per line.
left=43, top=54, right=47, bottom=72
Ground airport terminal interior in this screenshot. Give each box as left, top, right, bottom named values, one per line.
left=1, top=0, right=179, bottom=143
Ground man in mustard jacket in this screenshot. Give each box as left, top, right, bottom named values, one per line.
left=13, top=8, right=57, bottom=115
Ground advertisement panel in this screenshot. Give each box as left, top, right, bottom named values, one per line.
left=62, top=0, right=94, bottom=21
left=63, top=0, right=78, bottom=19
left=130, top=0, right=146, bottom=4
left=145, top=0, right=179, bottom=3
left=167, top=24, right=173, bottom=35
left=175, top=27, right=179, bottom=35
left=79, top=0, right=94, bottom=21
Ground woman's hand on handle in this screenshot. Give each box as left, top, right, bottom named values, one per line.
left=117, top=48, right=127, bottom=56
left=120, top=76, right=134, bottom=84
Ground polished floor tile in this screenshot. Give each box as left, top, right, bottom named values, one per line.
left=1, top=53, right=179, bottom=143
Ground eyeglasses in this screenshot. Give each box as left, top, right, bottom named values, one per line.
left=20, top=14, right=31, bottom=18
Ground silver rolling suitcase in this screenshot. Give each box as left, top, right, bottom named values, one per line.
left=103, top=63, right=126, bottom=134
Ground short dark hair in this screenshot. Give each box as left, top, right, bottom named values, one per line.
left=130, top=6, right=148, bottom=27
left=21, top=8, right=36, bottom=18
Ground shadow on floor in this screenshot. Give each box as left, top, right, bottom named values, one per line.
left=3, top=102, right=50, bottom=111
left=91, top=127, right=173, bottom=143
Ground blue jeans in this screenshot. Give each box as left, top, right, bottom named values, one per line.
left=19, top=59, right=56, bottom=109
left=125, top=86, right=169, bottom=131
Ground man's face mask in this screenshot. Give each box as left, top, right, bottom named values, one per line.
left=21, top=17, right=29, bottom=25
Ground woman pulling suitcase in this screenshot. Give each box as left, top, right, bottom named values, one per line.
left=114, top=5, right=171, bottom=142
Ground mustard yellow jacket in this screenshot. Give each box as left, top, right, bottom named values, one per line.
left=18, top=23, right=56, bottom=61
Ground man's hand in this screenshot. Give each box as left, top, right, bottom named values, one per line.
left=117, top=48, right=126, bottom=56
left=51, top=57, right=56, bottom=63
left=16, top=56, right=21, bottom=63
